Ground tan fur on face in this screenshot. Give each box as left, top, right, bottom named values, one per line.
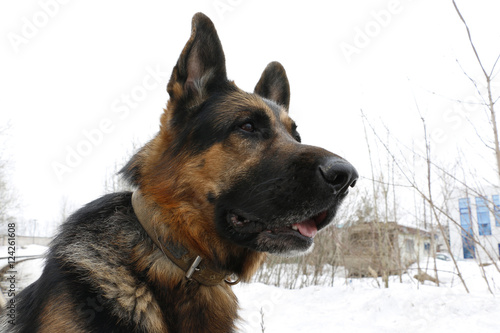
left=279, top=110, right=294, bottom=133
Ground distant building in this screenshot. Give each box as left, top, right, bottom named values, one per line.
left=341, top=222, right=434, bottom=277
left=450, top=195, right=500, bottom=261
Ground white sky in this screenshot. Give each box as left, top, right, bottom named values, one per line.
left=1, top=0, right=500, bottom=234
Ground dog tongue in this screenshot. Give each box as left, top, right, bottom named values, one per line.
left=294, top=219, right=318, bottom=238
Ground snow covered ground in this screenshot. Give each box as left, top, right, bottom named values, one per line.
left=2, top=245, right=499, bottom=332
left=236, top=278, right=500, bottom=332
left=236, top=259, right=500, bottom=332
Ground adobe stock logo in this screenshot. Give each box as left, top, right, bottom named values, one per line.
left=51, top=65, right=169, bottom=182
left=7, top=0, right=71, bottom=54
left=212, top=0, right=244, bottom=20
left=340, top=0, right=404, bottom=64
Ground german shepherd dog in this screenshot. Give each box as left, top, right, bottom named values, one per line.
left=2, top=13, right=357, bottom=333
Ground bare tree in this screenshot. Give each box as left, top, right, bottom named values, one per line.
left=452, top=0, right=500, bottom=183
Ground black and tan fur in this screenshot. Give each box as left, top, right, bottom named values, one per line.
left=1, top=13, right=358, bottom=332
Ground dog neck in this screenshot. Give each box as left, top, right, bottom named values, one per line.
left=131, top=190, right=239, bottom=286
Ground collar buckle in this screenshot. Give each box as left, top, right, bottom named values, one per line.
left=185, top=256, right=202, bottom=280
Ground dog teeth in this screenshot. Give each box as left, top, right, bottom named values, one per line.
left=291, top=224, right=298, bottom=231
left=230, top=214, right=243, bottom=226
left=230, top=213, right=250, bottom=227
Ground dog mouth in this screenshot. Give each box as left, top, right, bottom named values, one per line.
left=227, top=210, right=329, bottom=239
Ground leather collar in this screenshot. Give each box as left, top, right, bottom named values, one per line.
left=131, top=190, right=239, bottom=287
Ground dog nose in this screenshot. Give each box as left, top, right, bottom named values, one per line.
left=319, top=157, right=358, bottom=195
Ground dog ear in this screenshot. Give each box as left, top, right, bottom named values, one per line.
left=167, top=13, right=227, bottom=103
left=254, top=61, right=290, bottom=110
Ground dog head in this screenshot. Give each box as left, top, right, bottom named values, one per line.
left=122, top=13, right=357, bottom=270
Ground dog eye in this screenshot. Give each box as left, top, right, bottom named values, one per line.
left=240, top=123, right=255, bottom=133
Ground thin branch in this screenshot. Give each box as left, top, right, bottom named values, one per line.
left=455, top=58, right=488, bottom=106
left=452, top=0, right=489, bottom=79
left=360, top=176, right=414, bottom=189
left=489, top=52, right=500, bottom=78
left=361, top=109, right=380, bottom=222
left=464, top=116, right=495, bottom=151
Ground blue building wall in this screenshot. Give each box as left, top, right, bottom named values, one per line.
left=475, top=197, right=492, bottom=236
left=459, top=198, right=475, bottom=259
left=457, top=195, right=500, bottom=259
